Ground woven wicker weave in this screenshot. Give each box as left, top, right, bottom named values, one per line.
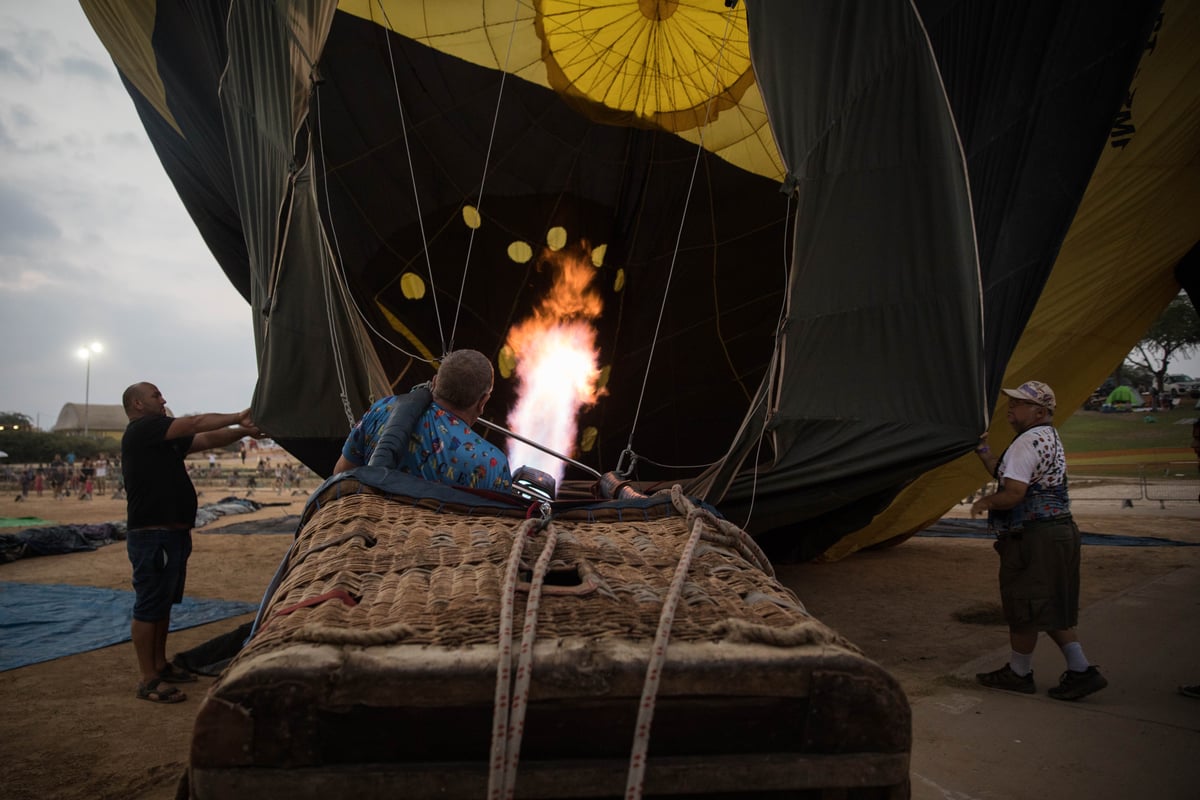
left=244, top=481, right=854, bottom=655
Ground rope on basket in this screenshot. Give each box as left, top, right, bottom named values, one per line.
left=709, top=617, right=843, bottom=649
left=623, top=485, right=710, bottom=800
left=297, top=621, right=416, bottom=645
left=669, top=487, right=775, bottom=577
left=484, top=488, right=768, bottom=798
left=487, top=514, right=557, bottom=800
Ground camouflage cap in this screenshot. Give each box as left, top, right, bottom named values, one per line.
left=1001, top=380, right=1056, bottom=411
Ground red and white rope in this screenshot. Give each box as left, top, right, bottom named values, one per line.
left=489, top=487, right=748, bottom=799
left=487, top=517, right=538, bottom=799
left=502, top=522, right=559, bottom=799
left=624, top=486, right=710, bottom=799
left=487, top=516, right=557, bottom=800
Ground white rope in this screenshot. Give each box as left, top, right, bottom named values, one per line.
left=486, top=517, right=536, bottom=798
left=487, top=515, right=552, bottom=800
left=623, top=9, right=739, bottom=458
left=448, top=0, right=525, bottom=352
left=623, top=486, right=710, bottom=800
left=374, top=0, right=446, bottom=356
left=501, top=522, right=559, bottom=799
left=484, top=490, right=768, bottom=800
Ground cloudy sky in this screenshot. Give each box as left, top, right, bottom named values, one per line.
left=0, top=2, right=257, bottom=429
left=1, top=3, right=1196, bottom=433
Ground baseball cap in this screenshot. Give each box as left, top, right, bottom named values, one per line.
left=1001, top=380, right=1055, bottom=411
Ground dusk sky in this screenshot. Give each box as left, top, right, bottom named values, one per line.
left=0, top=1, right=258, bottom=429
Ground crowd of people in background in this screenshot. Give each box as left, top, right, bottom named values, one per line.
left=3, top=448, right=316, bottom=502
left=183, top=453, right=311, bottom=495
left=8, top=454, right=122, bottom=501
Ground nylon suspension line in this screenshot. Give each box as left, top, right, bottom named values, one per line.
left=740, top=189, right=794, bottom=528
left=314, top=65, right=436, bottom=371
left=447, top=0, right=526, bottom=354
left=373, top=0, right=448, bottom=358
left=620, top=8, right=740, bottom=475
left=310, top=86, right=361, bottom=426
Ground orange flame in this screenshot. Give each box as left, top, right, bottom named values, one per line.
left=505, top=252, right=603, bottom=484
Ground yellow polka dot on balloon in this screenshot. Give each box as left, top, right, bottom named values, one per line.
left=591, top=243, right=607, bottom=267
left=462, top=205, right=481, bottom=229
left=579, top=426, right=598, bottom=452
left=498, top=345, right=516, bottom=379
left=507, top=241, right=533, bottom=263
left=547, top=226, right=567, bottom=251
left=399, top=272, right=425, bottom=300
left=597, top=365, right=611, bottom=390
left=613, top=268, right=625, bottom=292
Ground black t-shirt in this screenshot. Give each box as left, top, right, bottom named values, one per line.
left=121, top=415, right=197, bottom=528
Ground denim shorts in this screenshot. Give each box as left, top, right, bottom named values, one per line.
left=127, top=529, right=192, bottom=622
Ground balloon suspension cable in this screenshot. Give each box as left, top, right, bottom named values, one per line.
left=375, top=0, right=446, bottom=356
left=741, top=190, right=794, bottom=529
left=628, top=453, right=720, bottom=472
left=476, top=416, right=602, bottom=480
left=622, top=9, right=739, bottom=462
left=446, top=0, right=524, bottom=352
left=910, top=1, right=987, bottom=427
left=322, top=234, right=356, bottom=427
left=311, top=86, right=367, bottom=426
left=314, top=73, right=434, bottom=368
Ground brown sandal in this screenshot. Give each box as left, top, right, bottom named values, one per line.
left=137, top=678, right=186, bottom=704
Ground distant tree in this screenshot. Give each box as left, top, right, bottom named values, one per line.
left=1125, top=293, right=1200, bottom=392
left=0, top=412, right=34, bottom=430
left=1102, top=363, right=1154, bottom=391
left=0, top=430, right=117, bottom=464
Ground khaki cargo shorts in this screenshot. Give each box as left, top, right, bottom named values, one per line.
left=995, top=516, right=1080, bottom=632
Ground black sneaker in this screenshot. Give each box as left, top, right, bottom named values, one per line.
left=1048, top=666, right=1108, bottom=701
left=976, top=664, right=1036, bottom=694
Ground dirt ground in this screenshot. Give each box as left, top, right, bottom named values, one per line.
left=1, top=472, right=1197, bottom=800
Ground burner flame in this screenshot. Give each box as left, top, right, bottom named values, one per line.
left=505, top=252, right=603, bottom=485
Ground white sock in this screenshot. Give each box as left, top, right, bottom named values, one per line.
left=1061, top=641, right=1089, bottom=672
left=1009, top=650, right=1034, bottom=676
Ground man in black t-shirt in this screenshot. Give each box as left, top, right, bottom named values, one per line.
left=121, top=382, right=260, bottom=704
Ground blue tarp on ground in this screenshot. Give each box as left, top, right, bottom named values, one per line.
left=919, top=518, right=1198, bottom=547
left=0, top=581, right=257, bottom=672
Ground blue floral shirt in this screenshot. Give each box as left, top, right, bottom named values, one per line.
left=341, top=397, right=512, bottom=490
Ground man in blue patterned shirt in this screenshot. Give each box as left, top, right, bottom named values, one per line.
left=333, top=350, right=512, bottom=491
left=969, top=380, right=1107, bottom=701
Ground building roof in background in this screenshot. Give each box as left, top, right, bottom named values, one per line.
left=52, top=403, right=129, bottom=433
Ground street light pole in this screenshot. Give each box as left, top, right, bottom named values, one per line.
left=77, top=342, right=103, bottom=436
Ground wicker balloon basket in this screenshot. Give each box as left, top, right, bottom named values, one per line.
left=187, top=477, right=910, bottom=799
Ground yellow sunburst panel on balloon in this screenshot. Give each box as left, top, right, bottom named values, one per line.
left=536, top=0, right=754, bottom=130
left=340, top=0, right=785, bottom=180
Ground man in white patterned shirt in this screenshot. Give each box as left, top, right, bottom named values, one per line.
left=970, top=380, right=1107, bottom=701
